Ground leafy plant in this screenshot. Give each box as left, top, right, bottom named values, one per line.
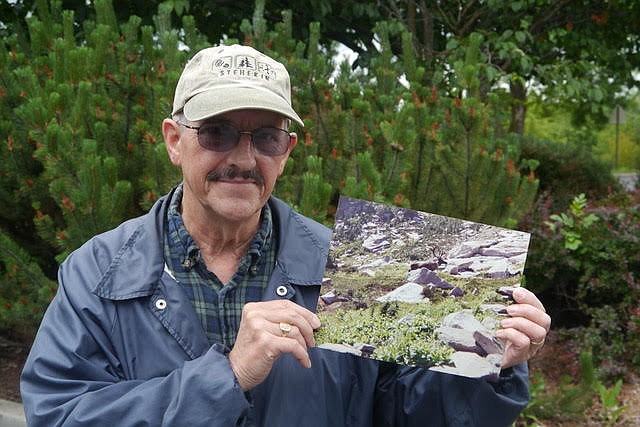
left=546, top=193, right=598, bottom=251
left=516, top=351, right=596, bottom=425
left=517, top=351, right=631, bottom=426
left=595, top=378, right=628, bottom=426
left=524, top=191, right=640, bottom=370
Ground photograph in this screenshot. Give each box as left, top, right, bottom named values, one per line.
left=316, top=196, right=531, bottom=380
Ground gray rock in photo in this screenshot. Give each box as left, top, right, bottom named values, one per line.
left=376, top=282, right=426, bottom=303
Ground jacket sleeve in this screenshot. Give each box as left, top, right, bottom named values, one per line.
left=373, top=361, right=529, bottom=427
left=20, top=272, right=250, bottom=427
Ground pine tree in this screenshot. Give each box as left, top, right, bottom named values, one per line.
left=257, top=16, right=538, bottom=227
left=0, top=0, right=206, bottom=334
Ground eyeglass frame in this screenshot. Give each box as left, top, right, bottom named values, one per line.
left=175, top=120, right=293, bottom=157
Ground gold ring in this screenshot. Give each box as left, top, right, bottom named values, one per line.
left=279, top=322, right=292, bottom=337
left=531, top=338, right=545, bottom=346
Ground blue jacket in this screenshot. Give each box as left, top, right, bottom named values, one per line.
left=21, top=189, right=529, bottom=426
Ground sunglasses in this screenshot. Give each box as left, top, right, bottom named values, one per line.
left=177, top=121, right=292, bottom=156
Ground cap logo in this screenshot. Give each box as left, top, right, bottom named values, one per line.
left=213, top=56, right=232, bottom=69
left=212, top=54, right=276, bottom=81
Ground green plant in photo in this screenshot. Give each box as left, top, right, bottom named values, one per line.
left=315, top=299, right=455, bottom=367
left=317, top=263, right=517, bottom=368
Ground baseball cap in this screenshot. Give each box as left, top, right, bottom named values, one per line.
left=172, top=44, right=304, bottom=127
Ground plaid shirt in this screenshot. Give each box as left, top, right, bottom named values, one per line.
left=163, top=184, right=276, bottom=349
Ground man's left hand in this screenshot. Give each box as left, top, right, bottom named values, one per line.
left=496, top=287, right=551, bottom=369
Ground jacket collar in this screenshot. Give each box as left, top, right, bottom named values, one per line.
left=267, top=197, right=331, bottom=287
left=92, top=188, right=174, bottom=300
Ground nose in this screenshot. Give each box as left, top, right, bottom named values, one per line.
left=225, top=132, right=257, bottom=169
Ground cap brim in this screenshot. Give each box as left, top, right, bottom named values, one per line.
left=183, top=85, right=304, bottom=128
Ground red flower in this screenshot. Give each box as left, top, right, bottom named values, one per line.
left=61, top=196, right=76, bottom=212
left=412, top=91, right=421, bottom=107
left=430, top=87, right=438, bottom=103
left=590, top=13, right=608, bottom=24
left=144, top=132, right=157, bottom=144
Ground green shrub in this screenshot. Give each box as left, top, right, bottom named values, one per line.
left=516, top=352, right=628, bottom=426
left=0, top=229, right=56, bottom=340
left=520, top=136, right=621, bottom=213
left=524, top=192, right=640, bottom=368
left=0, top=0, right=186, bottom=335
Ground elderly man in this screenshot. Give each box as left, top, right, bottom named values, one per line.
left=21, top=44, right=551, bottom=426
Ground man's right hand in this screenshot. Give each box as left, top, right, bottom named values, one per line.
left=228, top=300, right=321, bottom=391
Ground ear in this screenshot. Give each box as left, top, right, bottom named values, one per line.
left=289, top=132, right=298, bottom=150
left=277, top=132, right=298, bottom=175
left=163, top=118, right=182, bottom=166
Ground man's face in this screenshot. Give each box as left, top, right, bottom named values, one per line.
left=164, top=109, right=297, bottom=227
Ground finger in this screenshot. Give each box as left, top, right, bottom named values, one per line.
left=506, top=303, right=551, bottom=332
left=254, top=300, right=320, bottom=347
left=265, top=313, right=316, bottom=349
left=251, top=300, right=321, bottom=329
left=496, top=327, right=535, bottom=369
left=512, top=287, right=545, bottom=312
left=500, top=316, right=548, bottom=344
left=285, top=340, right=311, bottom=368
left=241, top=305, right=313, bottom=348
left=495, top=327, right=530, bottom=350
left=274, top=322, right=311, bottom=349
left=278, top=300, right=322, bottom=329
left=275, top=333, right=313, bottom=369
left=230, top=328, right=312, bottom=391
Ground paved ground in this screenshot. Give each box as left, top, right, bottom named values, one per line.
left=0, top=400, right=26, bottom=427
left=614, top=172, right=639, bottom=191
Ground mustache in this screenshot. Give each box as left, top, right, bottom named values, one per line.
left=206, top=166, right=265, bottom=186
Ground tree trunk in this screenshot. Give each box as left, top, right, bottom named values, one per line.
left=420, top=0, right=434, bottom=66
left=509, top=80, right=527, bottom=135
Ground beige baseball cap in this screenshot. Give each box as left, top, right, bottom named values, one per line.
left=172, top=44, right=304, bottom=127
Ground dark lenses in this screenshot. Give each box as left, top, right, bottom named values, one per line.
left=197, top=123, right=290, bottom=156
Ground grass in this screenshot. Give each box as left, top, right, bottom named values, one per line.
left=315, top=266, right=519, bottom=368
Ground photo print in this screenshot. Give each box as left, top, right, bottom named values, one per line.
left=315, top=196, right=531, bottom=380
